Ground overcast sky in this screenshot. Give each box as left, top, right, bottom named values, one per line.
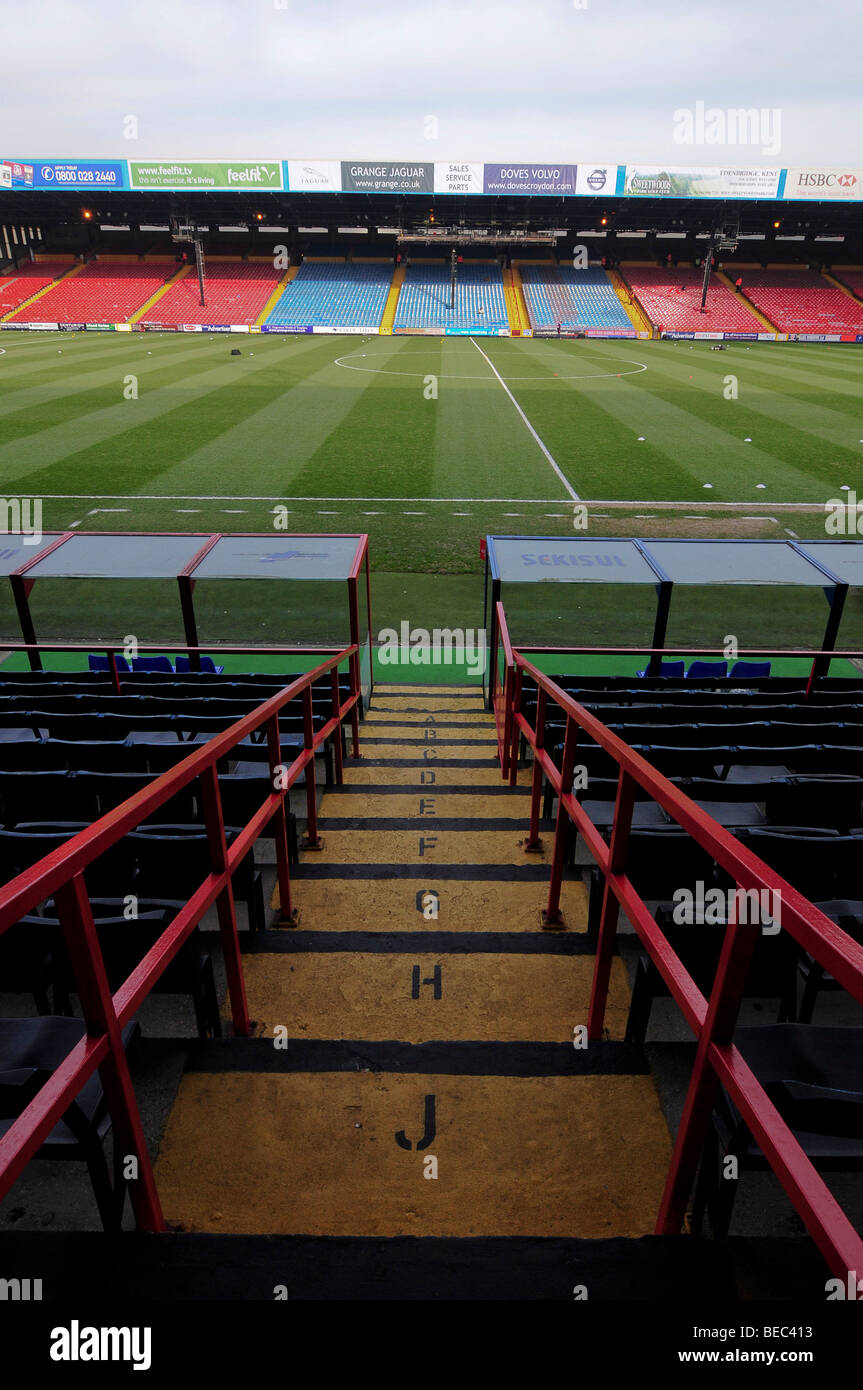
left=3, top=0, right=861, bottom=167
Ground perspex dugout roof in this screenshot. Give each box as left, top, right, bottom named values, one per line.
left=4, top=532, right=371, bottom=679
left=484, top=535, right=862, bottom=684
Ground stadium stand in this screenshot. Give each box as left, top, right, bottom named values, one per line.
left=393, top=260, right=509, bottom=331
left=145, top=261, right=282, bottom=326
left=265, top=260, right=392, bottom=327
left=10, top=260, right=175, bottom=323
left=623, top=265, right=765, bottom=333
left=738, top=268, right=863, bottom=335
left=835, top=269, right=863, bottom=300
left=519, top=264, right=635, bottom=331
left=0, top=261, right=74, bottom=318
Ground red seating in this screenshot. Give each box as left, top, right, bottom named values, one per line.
left=624, top=266, right=763, bottom=333
left=740, top=270, right=863, bottom=335
left=838, top=271, right=863, bottom=300
left=11, top=261, right=172, bottom=323
left=144, top=263, right=281, bottom=326
left=0, top=262, right=73, bottom=317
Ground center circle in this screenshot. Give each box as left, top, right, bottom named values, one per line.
left=333, top=346, right=648, bottom=382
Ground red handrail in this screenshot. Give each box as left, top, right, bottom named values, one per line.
left=0, top=644, right=360, bottom=1232
left=495, top=608, right=863, bottom=1279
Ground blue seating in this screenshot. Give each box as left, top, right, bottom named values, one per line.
left=688, top=661, right=728, bottom=679
left=266, top=261, right=392, bottom=328
left=88, top=655, right=131, bottom=673
left=175, top=656, right=224, bottom=674
left=132, top=656, right=174, bottom=674
left=731, top=660, right=772, bottom=679
left=394, top=261, right=509, bottom=332
left=520, top=264, right=634, bottom=332
left=636, top=661, right=686, bottom=678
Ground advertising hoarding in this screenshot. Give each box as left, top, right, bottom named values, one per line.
left=285, top=160, right=342, bottom=192
left=623, top=166, right=781, bottom=199
left=434, top=162, right=484, bottom=195
left=1, top=159, right=127, bottom=189
left=341, top=162, right=433, bottom=193
left=129, top=161, right=283, bottom=191
left=483, top=164, right=577, bottom=195
left=781, top=168, right=862, bottom=201
left=574, top=164, right=619, bottom=196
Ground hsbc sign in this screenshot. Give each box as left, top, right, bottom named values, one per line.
left=784, top=168, right=863, bottom=201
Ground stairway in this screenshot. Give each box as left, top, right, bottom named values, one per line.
left=142, top=681, right=733, bottom=1297
left=379, top=265, right=405, bottom=334
left=256, top=263, right=298, bottom=324
left=714, top=269, right=777, bottom=331
left=503, top=266, right=530, bottom=334
left=606, top=266, right=653, bottom=335
left=1, top=261, right=84, bottom=322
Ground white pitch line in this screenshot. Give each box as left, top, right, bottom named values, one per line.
left=785, top=528, right=800, bottom=537
left=24, top=493, right=585, bottom=504
left=27, top=492, right=836, bottom=509
left=469, top=338, right=580, bottom=502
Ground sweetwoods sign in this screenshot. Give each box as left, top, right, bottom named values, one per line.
left=623, top=166, right=781, bottom=199
left=341, top=162, right=433, bottom=193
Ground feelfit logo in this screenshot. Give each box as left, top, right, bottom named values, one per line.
left=586, top=168, right=606, bottom=190
left=50, top=1321, right=152, bottom=1371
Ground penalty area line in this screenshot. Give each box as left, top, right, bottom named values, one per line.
left=469, top=338, right=580, bottom=502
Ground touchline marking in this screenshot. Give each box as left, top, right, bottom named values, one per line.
left=470, top=337, right=580, bottom=501
left=29, top=493, right=582, bottom=503
left=30, top=494, right=833, bottom=509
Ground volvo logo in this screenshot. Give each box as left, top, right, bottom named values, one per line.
left=587, top=168, right=607, bottom=191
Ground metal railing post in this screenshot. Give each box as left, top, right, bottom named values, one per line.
left=587, top=768, right=636, bottom=1039
left=656, top=910, right=760, bottom=1234
left=302, top=685, right=321, bottom=848
left=199, top=763, right=251, bottom=1036
left=509, top=665, right=522, bottom=788
left=542, top=714, right=579, bottom=927
left=525, top=685, right=546, bottom=851
left=267, top=711, right=297, bottom=926
left=54, top=873, right=166, bottom=1231
left=331, top=668, right=345, bottom=784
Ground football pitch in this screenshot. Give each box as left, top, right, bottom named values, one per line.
left=1, top=331, right=862, bottom=657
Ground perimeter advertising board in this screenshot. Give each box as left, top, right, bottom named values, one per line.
left=1, top=159, right=127, bottom=189
left=434, top=162, right=484, bottom=195
left=129, top=161, right=283, bottom=191
left=781, top=168, right=862, bottom=201
left=623, top=166, right=781, bottom=199
left=483, top=164, right=577, bottom=195
left=285, top=160, right=342, bottom=192
left=341, top=162, right=433, bottom=193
